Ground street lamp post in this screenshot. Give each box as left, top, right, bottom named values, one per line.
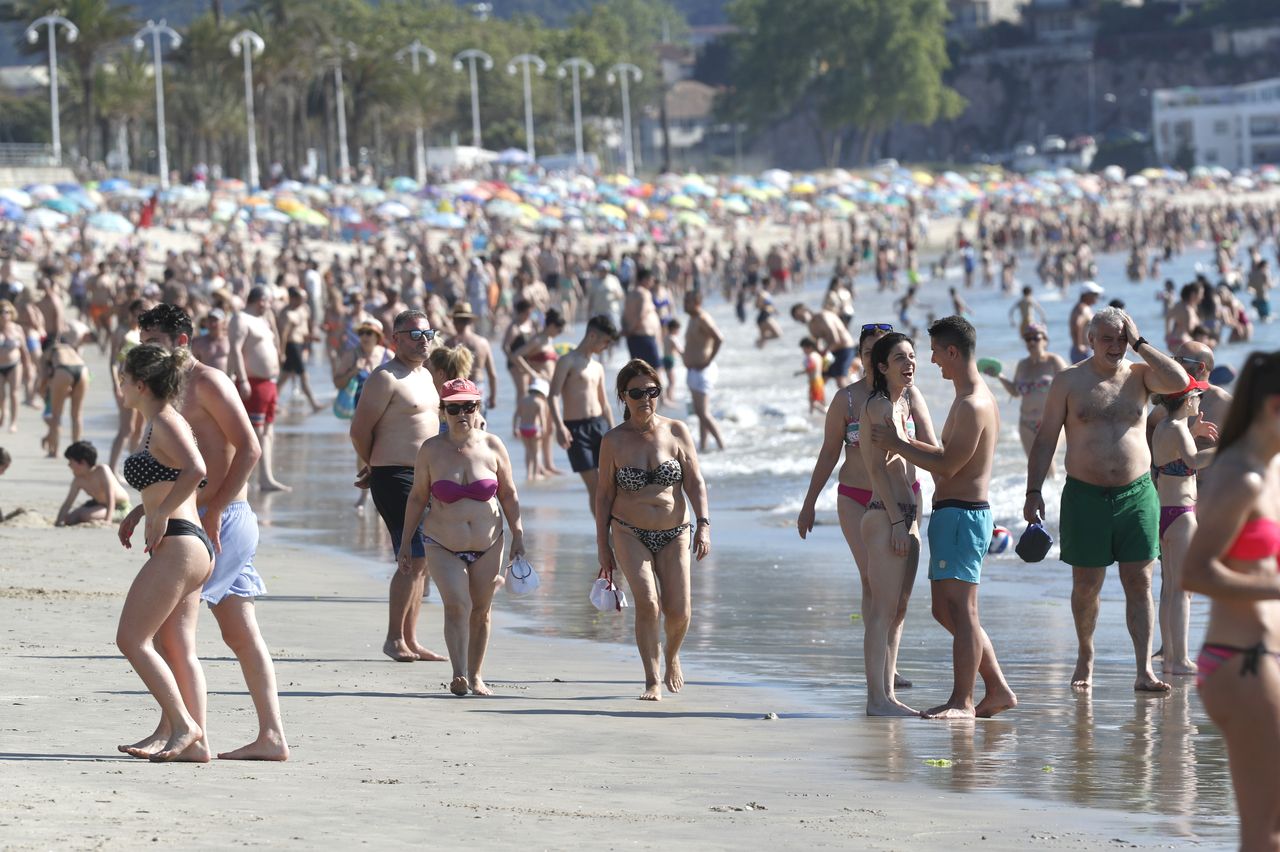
left=452, top=49, right=493, bottom=148
left=324, top=41, right=358, bottom=183
left=396, top=40, right=437, bottom=185
left=606, top=63, right=642, bottom=177
left=134, top=20, right=182, bottom=189
left=24, top=15, right=78, bottom=166
left=506, top=53, right=546, bottom=162
left=557, top=58, right=595, bottom=169
left=229, top=29, right=265, bottom=189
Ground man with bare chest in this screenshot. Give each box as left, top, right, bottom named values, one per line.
left=549, top=315, right=618, bottom=513
left=349, top=309, right=445, bottom=663
left=229, top=287, right=287, bottom=491
left=682, top=290, right=725, bottom=452
left=191, top=308, right=230, bottom=373
left=1025, top=307, right=1189, bottom=693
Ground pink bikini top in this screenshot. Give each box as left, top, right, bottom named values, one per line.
left=430, top=478, right=499, bottom=504
left=1225, top=517, right=1280, bottom=562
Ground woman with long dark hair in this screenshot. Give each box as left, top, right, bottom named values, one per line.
left=595, top=359, right=711, bottom=700
left=1183, top=351, right=1280, bottom=850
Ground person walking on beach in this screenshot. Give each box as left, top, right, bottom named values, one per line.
left=399, top=378, right=525, bottom=697
left=797, top=323, right=936, bottom=706
left=349, top=309, right=446, bottom=664
left=790, top=303, right=856, bottom=390
left=548, top=315, right=618, bottom=514
left=1068, top=282, right=1103, bottom=364
left=1024, top=307, right=1189, bottom=693
left=445, top=302, right=498, bottom=411
left=682, top=290, right=725, bottom=453
left=514, top=309, right=567, bottom=476
left=1182, top=353, right=1280, bottom=852
left=622, top=269, right=664, bottom=370
left=38, top=336, right=88, bottom=458
left=114, top=343, right=213, bottom=762
left=991, top=323, right=1067, bottom=476
left=229, top=287, right=289, bottom=492
left=135, top=304, right=288, bottom=760
left=871, top=317, right=1017, bottom=719
left=596, top=359, right=711, bottom=701
left=1008, top=286, right=1048, bottom=335
left=277, top=287, right=323, bottom=414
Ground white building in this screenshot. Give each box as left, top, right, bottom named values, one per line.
left=1152, top=77, right=1280, bottom=170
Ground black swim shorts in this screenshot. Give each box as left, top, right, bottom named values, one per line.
left=369, top=465, right=427, bottom=558
left=565, top=416, right=609, bottom=473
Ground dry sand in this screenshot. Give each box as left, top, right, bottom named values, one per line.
left=0, top=327, right=1206, bottom=850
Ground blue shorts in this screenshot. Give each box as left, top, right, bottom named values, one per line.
left=198, top=501, right=268, bottom=606
left=927, top=501, right=992, bottom=585
left=626, top=334, right=661, bottom=370
left=824, top=346, right=856, bottom=380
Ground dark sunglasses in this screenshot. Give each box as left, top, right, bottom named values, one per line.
left=358, top=329, right=379, bottom=337
left=1023, top=335, right=1045, bottom=342
left=442, top=401, right=479, bottom=415
left=625, top=386, right=662, bottom=400
left=398, top=328, right=437, bottom=342
left=1176, top=356, right=1205, bottom=371
left=862, top=323, right=894, bottom=332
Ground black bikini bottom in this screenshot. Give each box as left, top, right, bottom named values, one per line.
left=165, top=518, right=214, bottom=560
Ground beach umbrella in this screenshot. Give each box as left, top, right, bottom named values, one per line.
left=494, top=188, right=522, bottom=203
left=675, top=210, right=707, bottom=229
left=497, top=148, right=532, bottom=165
left=0, top=199, right=23, bottom=220
left=86, top=211, right=135, bottom=233
left=216, top=177, right=246, bottom=193
left=424, top=211, right=467, bottom=230
left=596, top=203, right=627, bottom=220
left=41, top=197, right=78, bottom=215
left=26, top=184, right=59, bottom=201
left=722, top=197, right=750, bottom=216
left=331, top=205, right=362, bottom=224
left=1126, top=175, right=1149, bottom=188
left=761, top=168, right=792, bottom=188
left=1102, top=165, right=1126, bottom=183
left=517, top=203, right=541, bottom=221
left=375, top=200, right=412, bottom=220
left=24, top=208, right=67, bottom=228
left=624, top=198, right=649, bottom=217
left=792, top=181, right=818, bottom=194
left=668, top=194, right=697, bottom=210
left=485, top=199, right=522, bottom=219
left=357, top=187, right=387, bottom=204
left=535, top=215, right=563, bottom=232
left=389, top=176, right=420, bottom=194
left=275, top=197, right=304, bottom=214
left=302, top=186, right=331, bottom=204
left=292, top=208, right=328, bottom=226
left=100, top=178, right=132, bottom=193
left=0, top=188, right=31, bottom=208
left=253, top=208, right=291, bottom=224
left=684, top=182, right=717, bottom=198
left=788, top=199, right=813, bottom=213
left=1231, top=175, right=1256, bottom=190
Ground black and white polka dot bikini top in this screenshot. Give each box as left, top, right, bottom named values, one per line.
left=615, top=458, right=683, bottom=492
left=123, top=427, right=206, bottom=492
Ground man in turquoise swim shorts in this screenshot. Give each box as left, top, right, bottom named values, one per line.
left=1024, top=307, right=1190, bottom=694
left=871, top=316, right=1016, bottom=720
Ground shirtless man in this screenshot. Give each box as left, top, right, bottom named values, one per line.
left=1008, top=286, right=1048, bottom=335
left=870, top=317, right=1016, bottom=719
left=1024, top=307, right=1189, bottom=693
left=85, top=263, right=116, bottom=350
left=790, top=303, right=856, bottom=389
left=445, top=302, right=498, bottom=410
left=349, top=309, right=446, bottom=663
left=228, top=287, right=288, bottom=491
left=1147, top=340, right=1232, bottom=456
left=682, top=290, right=725, bottom=452
left=191, top=309, right=230, bottom=373
left=127, top=302, right=288, bottom=760
left=1164, top=283, right=1201, bottom=352
left=623, top=268, right=664, bottom=370
left=277, top=287, right=322, bottom=413
left=548, top=314, right=618, bottom=513
left=1068, top=281, right=1103, bottom=364
left=56, top=439, right=127, bottom=526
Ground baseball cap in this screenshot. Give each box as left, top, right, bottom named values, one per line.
left=440, top=378, right=482, bottom=402
left=529, top=378, right=549, bottom=397
left=1081, top=281, right=1104, bottom=296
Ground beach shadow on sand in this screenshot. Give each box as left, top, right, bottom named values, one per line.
left=471, top=708, right=839, bottom=720
left=0, top=752, right=130, bottom=762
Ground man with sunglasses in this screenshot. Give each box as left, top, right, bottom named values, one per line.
left=791, top=302, right=857, bottom=389
left=349, top=309, right=446, bottom=664
left=1147, top=342, right=1232, bottom=461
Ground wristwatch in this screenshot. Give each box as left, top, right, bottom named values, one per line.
left=696, top=516, right=711, bottom=527
left=1132, top=336, right=1148, bottom=350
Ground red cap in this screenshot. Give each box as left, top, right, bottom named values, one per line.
left=440, top=378, right=482, bottom=402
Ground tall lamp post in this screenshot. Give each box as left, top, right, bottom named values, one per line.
left=229, top=29, right=265, bottom=189
left=452, top=49, right=493, bottom=148
left=557, top=58, right=595, bottom=169
left=506, top=53, right=546, bottom=162
left=24, top=15, right=78, bottom=166
left=324, top=41, right=357, bottom=183
left=606, top=63, right=642, bottom=177
left=134, top=20, right=182, bottom=189
left=396, top=40, right=437, bottom=185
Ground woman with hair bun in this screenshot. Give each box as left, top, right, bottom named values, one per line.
left=595, top=358, right=711, bottom=701
left=114, top=343, right=214, bottom=762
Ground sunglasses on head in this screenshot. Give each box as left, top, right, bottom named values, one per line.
left=862, top=323, right=893, bottom=332
left=398, top=328, right=437, bottom=342
left=442, top=401, right=479, bottom=415
left=625, top=386, right=662, bottom=400
left=1176, top=356, right=1205, bottom=371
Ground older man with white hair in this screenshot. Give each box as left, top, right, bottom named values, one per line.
left=1024, top=307, right=1190, bottom=694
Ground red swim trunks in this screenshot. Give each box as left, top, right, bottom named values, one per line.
left=244, top=377, right=278, bottom=427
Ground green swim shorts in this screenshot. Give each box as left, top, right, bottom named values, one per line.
left=1059, top=474, right=1159, bottom=568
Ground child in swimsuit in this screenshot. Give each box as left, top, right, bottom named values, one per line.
left=797, top=337, right=825, bottom=414
left=514, top=378, right=549, bottom=481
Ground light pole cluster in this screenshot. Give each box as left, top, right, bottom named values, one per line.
left=133, top=19, right=182, bottom=189
left=24, top=14, right=78, bottom=166
left=397, top=39, right=438, bottom=184
left=229, top=29, right=265, bottom=190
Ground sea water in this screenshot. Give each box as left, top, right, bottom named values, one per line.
left=258, top=238, right=1279, bottom=844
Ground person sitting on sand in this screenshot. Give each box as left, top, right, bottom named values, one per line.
left=400, top=379, right=526, bottom=697
left=114, top=343, right=214, bottom=762
left=55, top=440, right=129, bottom=526
left=595, top=359, right=711, bottom=701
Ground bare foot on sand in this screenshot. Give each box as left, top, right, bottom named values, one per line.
left=1135, top=672, right=1172, bottom=693
left=1162, top=658, right=1198, bottom=677
left=450, top=676, right=469, bottom=696
left=411, top=643, right=447, bottom=662
left=470, top=678, right=492, bottom=696
left=663, top=659, right=684, bottom=693
left=546, top=466, right=565, bottom=476
left=639, top=682, right=661, bottom=701
left=867, top=698, right=920, bottom=717
left=383, top=639, right=418, bottom=662
left=119, top=725, right=169, bottom=759
left=922, top=702, right=976, bottom=720
left=260, top=480, right=291, bottom=493
left=975, top=687, right=1018, bottom=718
left=894, top=672, right=913, bottom=689
left=217, top=732, right=290, bottom=761
left=149, top=726, right=209, bottom=763
left=1071, top=657, right=1093, bottom=693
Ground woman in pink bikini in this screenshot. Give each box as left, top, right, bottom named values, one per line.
left=400, top=378, right=525, bottom=697
left=796, top=324, right=937, bottom=715
left=1183, top=352, right=1280, bottom=851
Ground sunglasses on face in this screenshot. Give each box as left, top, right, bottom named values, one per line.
left=625, top=386, right=662, bottom=400
left=1024, top=335, right=1045, bottom=342
left=443, top=401, right=479, bottom=415
left=862, top=323, right=893, bottom=332
left=358, top=329, right=379, bottom=337
left=1176, top=356, right=1206, bottom=371
left=398, top=328, right=437, bottom=342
